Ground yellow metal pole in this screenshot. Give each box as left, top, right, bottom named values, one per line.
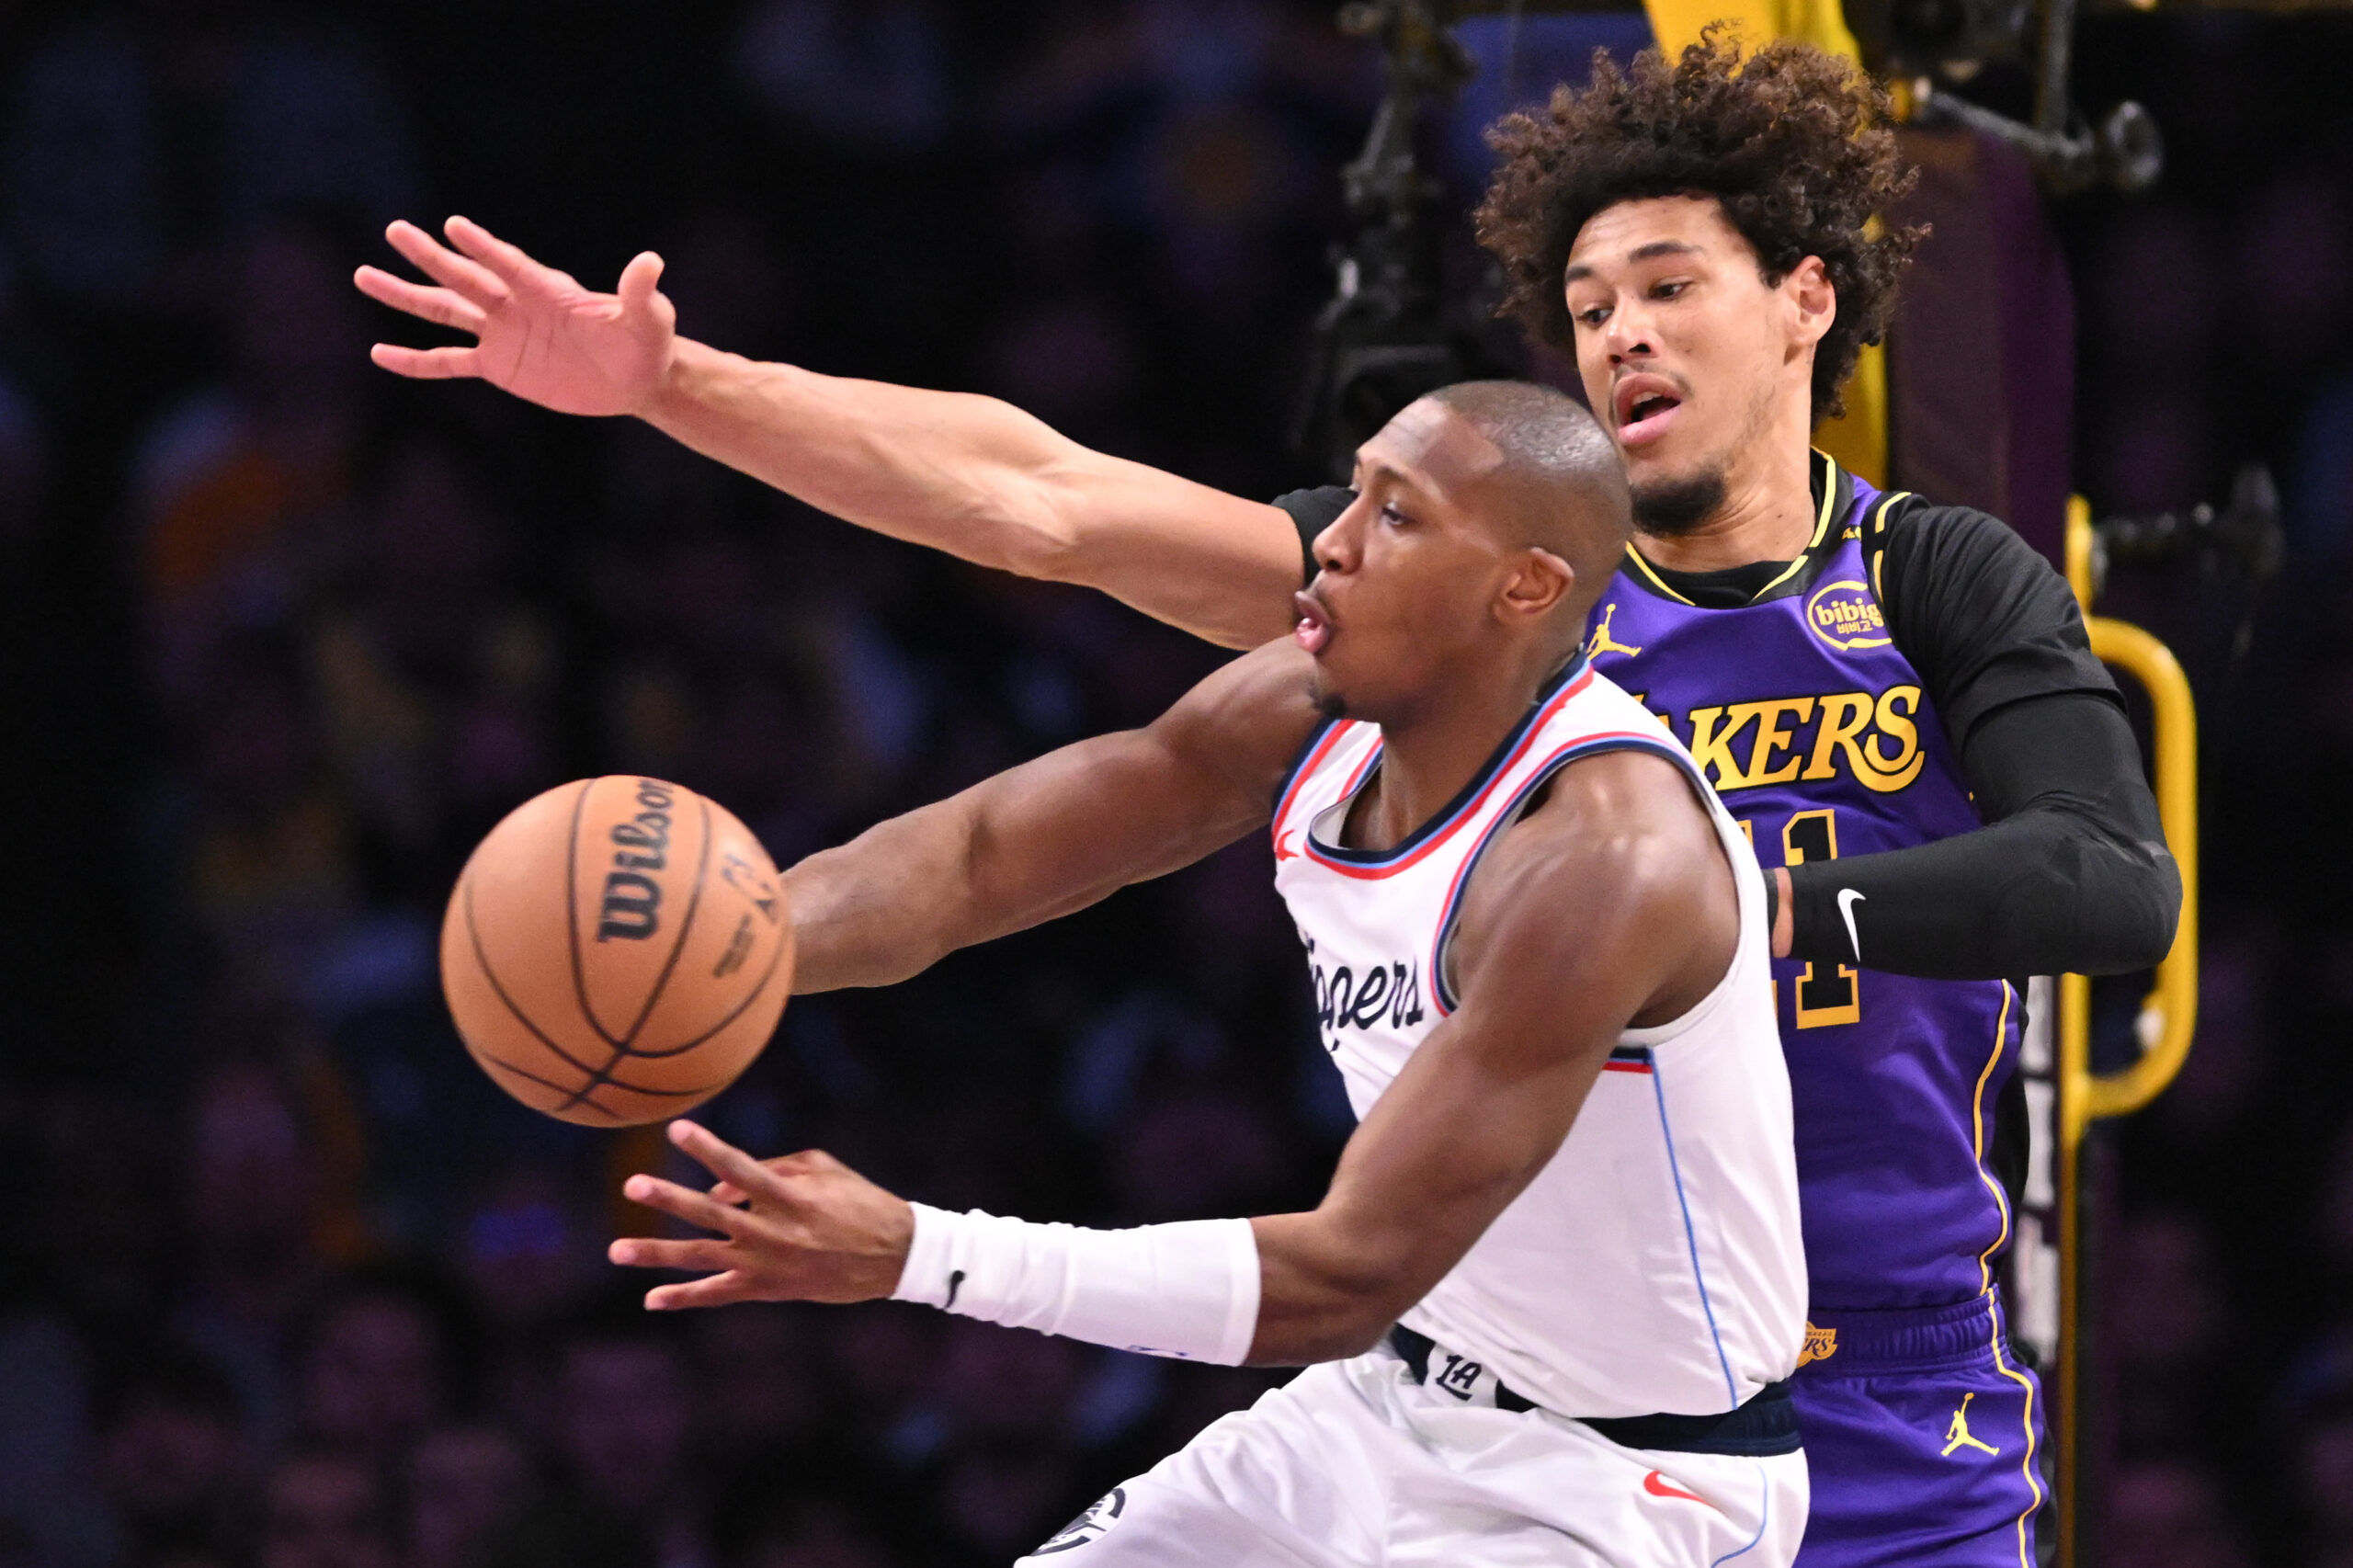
left=2079, top=617, right=2200, bottom=1119
left=2059, top=504, right=2201, bottom=1119
left=2067, top=494, right=2096, bottom=609
left=2053, top=497, right=2202, bottom=1568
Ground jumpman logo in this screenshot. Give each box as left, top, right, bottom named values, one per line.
left=1274, top=831, right=1301, bottom=861
left=1587, top=603, right=1643, bottom=660
left=1941, top=1393, right=2001, bottom=1457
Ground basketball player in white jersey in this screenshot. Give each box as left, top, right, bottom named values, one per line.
left=608, top=382, right=1807, bottom=1567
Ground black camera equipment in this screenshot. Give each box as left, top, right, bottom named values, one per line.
left=2087, top=465, right=2284, bottom=667
left=1290, top=0, right=1507, bottom=480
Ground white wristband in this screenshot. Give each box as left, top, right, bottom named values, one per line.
left=890, top=1203, right=1261, bottom=1365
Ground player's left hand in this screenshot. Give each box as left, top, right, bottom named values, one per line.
left=608, top=1119, right=914, bottom=1310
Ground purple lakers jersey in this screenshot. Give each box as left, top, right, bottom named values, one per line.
left=1584, top=460, right=2021, bottom=1311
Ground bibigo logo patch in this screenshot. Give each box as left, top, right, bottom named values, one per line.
left=1804, top=580, right=1892, bottom=653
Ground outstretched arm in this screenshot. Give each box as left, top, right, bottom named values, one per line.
left=611, top=749, right=1742, bottom=1367
left=783, top=641, right=1322, bottom=994
left=356, top=218, right=1302, bottom=648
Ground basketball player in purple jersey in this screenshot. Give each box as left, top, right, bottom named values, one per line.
left=358, top=36, right=2178, bottom=1565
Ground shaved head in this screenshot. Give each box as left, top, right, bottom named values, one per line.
left=1418, top=381, right=1632, bottom=625
left=1306, top=380, right=1631, bottom=724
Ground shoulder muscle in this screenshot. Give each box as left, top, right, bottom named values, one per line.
left=1449, top=748, right=1737, bottom=1038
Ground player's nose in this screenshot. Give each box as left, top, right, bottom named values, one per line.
left=1313, top=497, right=1370, bottom=575
left=1602, top=302, right=1654, bottom=362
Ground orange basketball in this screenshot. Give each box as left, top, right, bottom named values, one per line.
left=439, top=776, right=794, bottom=1126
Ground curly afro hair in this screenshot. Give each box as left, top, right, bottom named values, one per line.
left=1475, top=30, right=1922, bottom=425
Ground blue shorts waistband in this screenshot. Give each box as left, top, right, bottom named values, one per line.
left=1799, top=1290, right=2017, bottom=1376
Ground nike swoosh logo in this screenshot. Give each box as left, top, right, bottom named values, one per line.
left=1836, top=888, right=1866, bottom=962
left=1643, top=1470, right=1716, bottom=1508
left=945, top=1268, right=965, bottom=1311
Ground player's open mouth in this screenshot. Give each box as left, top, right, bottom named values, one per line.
left=1294, top=590, right=1334, bottom=655
left=1612, top=376, right=1683, bottom=449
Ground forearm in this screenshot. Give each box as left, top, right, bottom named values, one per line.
left=893, top=1203, right=1264, bottom=1365
left=782, top=675, right=1299, bottom=993
left=782, top=780, right=1188, bottom=994
left=646, top=341, right=1080, bottom=569
left=1245, top=1211, right=1414, bottom=1364
left=780, top=803, right=981, bottom=994
left=1787, top=694, right=2181, bottom=978
left=1788, top=810, right=2178, bottom=977
left=888, top=1203, right=1405, bottom=1369
left=645, top=342, right=1298, bottom=647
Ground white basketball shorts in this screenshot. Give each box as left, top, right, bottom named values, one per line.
left=1017, top=1344, right=1806, bottom=1568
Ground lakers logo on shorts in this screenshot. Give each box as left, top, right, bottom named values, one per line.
left=1797, top=1322, right=1838, bottom=1368
left=1033, top=1488, right=1126, bottom=1554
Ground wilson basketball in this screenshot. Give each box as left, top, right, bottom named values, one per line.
left=440, top=777, right=794, bottom=1126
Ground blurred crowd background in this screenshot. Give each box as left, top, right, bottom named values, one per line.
left=0, top=1, right=2349, bottom=1565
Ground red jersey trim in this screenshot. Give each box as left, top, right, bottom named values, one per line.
left=1300, top=666, right=1597, bottom=881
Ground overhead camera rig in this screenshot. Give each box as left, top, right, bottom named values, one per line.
left=1291, top=1, right=1493, bottom=478
left=1881, top=0, right=2165, bottom=195
left=2085, top=464, right=2285, bottom=665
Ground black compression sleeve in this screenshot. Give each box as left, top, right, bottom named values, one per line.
left=1272, top=485, right=1354, bottom=588
left=1785, top=690, right=2181, bottom=978
left=1879, top=500, right=2116, bottom=746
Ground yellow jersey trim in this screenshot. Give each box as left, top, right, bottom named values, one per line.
left=1621, top=543, right=1699, bottom=606
left=1970, top=982, right=2015, bottom=1290
left=1740, top=452, right=1845, bottom=603
left=1988, top=1294, right=2046, bottom=1568
left=1622, top=451, right=1855, bottom=607
left=1866, top=491, right=1914, bottom=607
left=1964, top=983, right=2042, bottom=1568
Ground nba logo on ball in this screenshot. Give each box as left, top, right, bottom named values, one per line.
left=439, top=776, right=795, bottom=1126
left=1032, top=1489, right=1126, bottom=1554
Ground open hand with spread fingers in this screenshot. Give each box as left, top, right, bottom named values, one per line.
left=354, top=215, right=677, bottom=416
left=608, top=1119, right=915, bottom=1310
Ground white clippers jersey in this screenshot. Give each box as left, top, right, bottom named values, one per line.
left=1270, top=654, right=1806, bottom=1419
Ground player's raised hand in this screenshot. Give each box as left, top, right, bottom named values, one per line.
left=608, top=1119, right=915, bottom=1311
left=354, top=216, right=676, bottom=417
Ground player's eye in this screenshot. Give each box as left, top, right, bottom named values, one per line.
left=1574, top=303, right=1609, bottom=328
left=1652, top=278, right=1691, bottom=301
left=1381, top=503, right=1412, bottom=528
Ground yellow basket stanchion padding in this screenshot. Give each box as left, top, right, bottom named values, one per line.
left=2066, top=494, right=2096, bottom=611
left=2058, top=497, right=2200, bottom=1128
left=2079, top=617, right=2200, bottom=1120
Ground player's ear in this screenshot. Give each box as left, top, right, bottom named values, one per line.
left=1497, top=548, right=1574, bottom=626
left=1784, top=256, right=1835, bottom=350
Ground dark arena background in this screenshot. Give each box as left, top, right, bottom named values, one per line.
left=0, top=1, right=2348, bottom=1564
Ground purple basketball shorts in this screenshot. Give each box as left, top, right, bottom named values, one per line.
left=1790, top=1290, right=2049, bottom=1568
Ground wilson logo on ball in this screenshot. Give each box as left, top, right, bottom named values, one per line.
left=597, top=779, right=677, bottom=942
